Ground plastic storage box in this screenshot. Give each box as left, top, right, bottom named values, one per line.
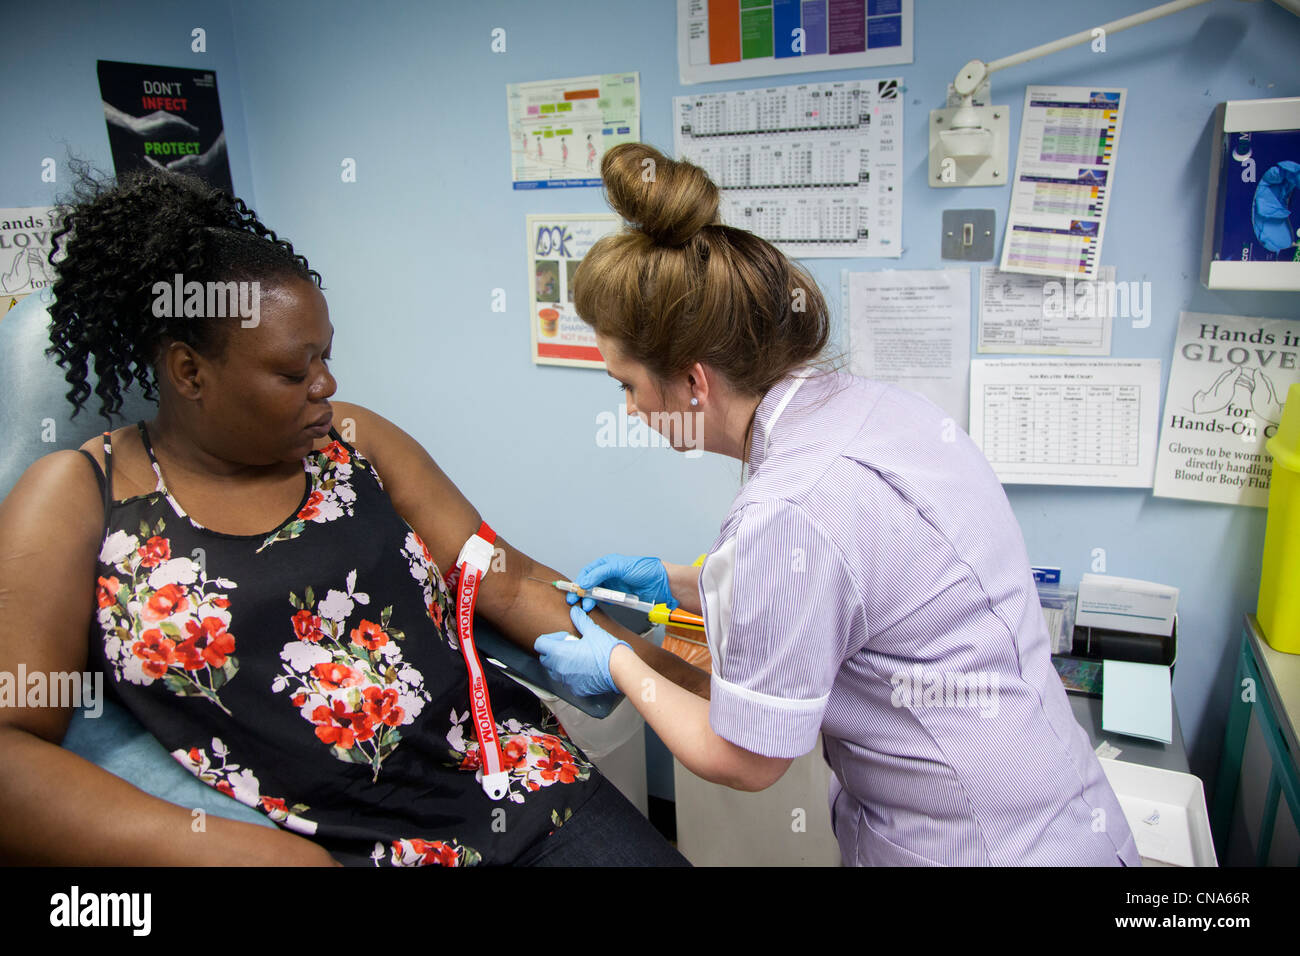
left=1258, top=383, right=1300, bottom=653
left=1099, top=758, right=1218, bottom=867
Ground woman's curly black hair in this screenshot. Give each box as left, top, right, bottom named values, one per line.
left=45, top=160, right=323, bottom=418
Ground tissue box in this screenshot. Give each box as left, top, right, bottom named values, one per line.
left=1076, top=574, right=1177, bottom=637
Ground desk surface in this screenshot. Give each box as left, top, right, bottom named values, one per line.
left=1068, top=692, right=1189, bottom=774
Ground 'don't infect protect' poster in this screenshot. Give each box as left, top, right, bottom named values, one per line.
left=97, top=60, right=233, bottom=195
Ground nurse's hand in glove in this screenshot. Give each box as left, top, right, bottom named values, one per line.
left=566, top=554, right=678, bottom=613
left=534, top=606, right=631, bottom=697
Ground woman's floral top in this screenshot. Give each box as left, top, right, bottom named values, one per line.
left=83, top=422, right=599, bottom=865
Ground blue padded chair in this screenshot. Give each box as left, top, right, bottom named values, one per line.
left=0, top=289, right=274, bottom=829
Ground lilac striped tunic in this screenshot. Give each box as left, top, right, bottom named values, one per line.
left=698, top=370, right=1140, bottom=866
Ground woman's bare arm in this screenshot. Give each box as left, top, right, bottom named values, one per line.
left=662, top=561, right=704, bottom=615
left=0, top=450, right=337, bottom=865
left=336, top=402, right=711, bottom=699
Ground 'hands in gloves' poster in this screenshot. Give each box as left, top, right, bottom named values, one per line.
left=1153, top=311, right=1300, bottom=507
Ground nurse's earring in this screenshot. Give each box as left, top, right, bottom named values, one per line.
left=690, top=397, right=699, bottom=406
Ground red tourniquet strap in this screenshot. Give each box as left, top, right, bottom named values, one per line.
left=454, top=521, right=509, bottom=800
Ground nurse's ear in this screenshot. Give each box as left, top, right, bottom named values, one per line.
left=687, top=361, right=712, bottom=407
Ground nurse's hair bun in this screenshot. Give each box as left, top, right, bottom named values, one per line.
left=601, top=143, right=719, bottom=247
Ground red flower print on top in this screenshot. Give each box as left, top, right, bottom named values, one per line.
left=312, top=701, right=358, bottom=749
left=97, top=516, right=238, bottom=713
left=132, top=629, right=176, bottom=680
left=96, top=575, right=121, bottom=609
left=292, top=609, right=324, bottom=643
left=312, top=700, right=376, bottom=749
left=321, top=441, right=350, bottom=464
left=173, top=740, right=316, bottom=836
left=276, top=570, right=430, bottom=782
left=501, top=736, right=528, bottom=772
left=407, top=839, right=458, bottom=866
left=311, top=661, right=363, bottom=690
left=256, top=442, right=363, bottom=552
left=141, top=582, right=189, bottom=622
left=136, top=535, right=171, bottom=568
left=298, top=490, right=325, bottom=521
left=351, top=619, right=387, bottom=651
left=410, top=532, right=434, bottom=566
left=538, top=749, right=581, bottom=785
left=174, top=616, right=236, bottom=671
left=385, top=837, right=480, bottom=867
left=445, top=713, right=593, bottom=803
left=362, top=686, right=405, bottom=728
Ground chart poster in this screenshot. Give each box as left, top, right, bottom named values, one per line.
left=1000, top=86, right=1126, bottom=281
left=508, top=73, right=640, bottom=189
left=0, top=206, right=60, bottom=302
left=1153, top=311, right=1300, bottom=508
left=527, top=214, right=620, bottom=368
left=677, top=0, right=912, bottom=84
left=674, top=77, right=902, bottom=258
left=969, top=358, right=1161, bottom=488
left=97, top=60, right=232, bottom=194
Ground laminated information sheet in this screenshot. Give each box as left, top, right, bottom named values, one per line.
left=969, top=358, right=1161, bottom=487
left=508, top=73, right=640, bottom=189
left=1000, top=86, right=1126, bottom=281
left=1153, top=311, right=1300, bottom=508
left=674, top=77, right=902, bottom=257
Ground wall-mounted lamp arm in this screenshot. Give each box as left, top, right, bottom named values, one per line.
left=952, top=0, right=1218, bottom=101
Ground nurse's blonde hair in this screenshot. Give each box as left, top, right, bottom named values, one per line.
left=573, top=143, right=832, bottom=400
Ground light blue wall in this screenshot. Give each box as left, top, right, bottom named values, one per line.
left=1, top=0, right=255, bottom=207
left=5, top=0, right=1299, bottom=804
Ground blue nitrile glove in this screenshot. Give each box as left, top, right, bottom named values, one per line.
left=565, top=554, right=678, bottom=613
left=1253, top=161, right=1300, bottom=254
left=534, top=606, right=630, bottom=697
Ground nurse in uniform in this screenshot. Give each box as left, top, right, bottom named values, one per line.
left=534, top=143, right=1140, bottom=866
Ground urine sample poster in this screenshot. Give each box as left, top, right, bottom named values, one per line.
left=527, top=214, right=620, bottom=368
left=98, top=60, right=233, bottom=195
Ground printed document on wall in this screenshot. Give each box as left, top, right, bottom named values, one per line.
left=1153, top=311, right=1300, bottom=508
left=978, top=266, right=1114, bottom=355
left=999, top=86, right=1126, bottom=281
left=674, top=77, right=902, bottom=257
left=969, top=358, right=1161, bottom=487
left=508, top=73, right=640, bottom=189
left=846, top=268, right=970, bottom=427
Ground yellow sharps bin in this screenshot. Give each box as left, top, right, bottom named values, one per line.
left=1258, top=383, right=1300, bottom=653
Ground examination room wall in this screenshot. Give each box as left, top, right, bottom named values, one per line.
left=4, top=0, right=1299, bottom=804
